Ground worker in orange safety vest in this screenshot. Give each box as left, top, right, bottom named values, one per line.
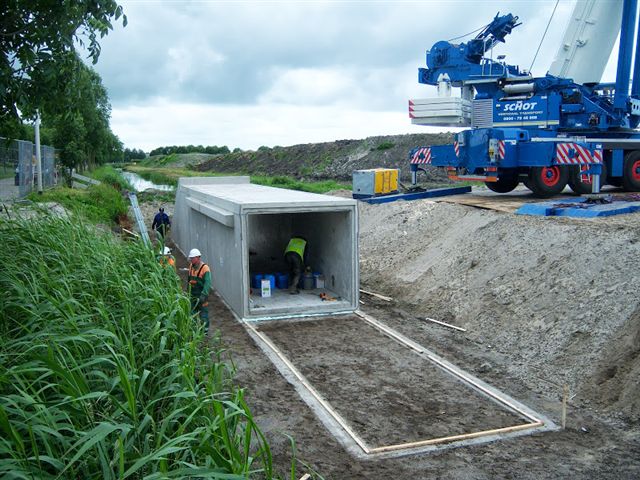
left=187, top=248, right=211, bottom=332
left=157, top=246, right=176, bottom=269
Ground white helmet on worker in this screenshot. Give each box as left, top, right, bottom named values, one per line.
left=188, top=248, right=201, bottom=258
left=163, top=246, right=172, bottom=255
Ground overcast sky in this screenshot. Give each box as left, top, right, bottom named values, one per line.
left=89, top=0, right=620, bottom=152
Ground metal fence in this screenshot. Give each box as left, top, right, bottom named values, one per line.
left=0, top=139, right=18, bottom=178
left=0, top=137, right=57, bottom=200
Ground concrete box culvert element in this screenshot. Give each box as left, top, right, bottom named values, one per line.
left=174, top=176, right=359, bottom=320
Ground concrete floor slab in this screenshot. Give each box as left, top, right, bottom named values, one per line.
left=249, top=287, right=351, bottom=319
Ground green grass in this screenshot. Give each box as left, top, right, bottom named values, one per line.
left=137, top=190, right=176, bottom=204
left=250, top=175, right=350, bottom=193
left=374, top=141, right=395, bottom=151
left=139, top=153, right=179, bottom=168
left=125, top=166, right=200, bottom=187
left=0, top=167, right=15, bottom=180
left=91, top=165, right=133, bottom=191
left=445, top=180, right=484, bottom=188
left=126, top=166, right=350, bottom=194
left=0, top=216, right=278, bottom=478
left=27, top=184, right=128, bottom=225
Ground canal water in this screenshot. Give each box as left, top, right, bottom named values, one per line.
left=121, top=171, right=174, bottom=192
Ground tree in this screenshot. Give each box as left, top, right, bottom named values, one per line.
left=0, top=1, right=126, bottom=124
left=38, top=54, right=123, bottom=170
left=123, top=148, right=146, bottom=162
left=72, top=64, right=114, bottom=166
left=52, top=112, right=87, bottom=171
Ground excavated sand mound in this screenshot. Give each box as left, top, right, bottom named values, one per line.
left=358, top=197, right=640, bottom=423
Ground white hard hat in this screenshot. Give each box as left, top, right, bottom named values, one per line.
left=188, top=248, right=201, bottom=258
left=163, top=246, right=172, bottom=255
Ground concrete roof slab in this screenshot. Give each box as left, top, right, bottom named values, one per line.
left=182, top=181, right=356, bottom=210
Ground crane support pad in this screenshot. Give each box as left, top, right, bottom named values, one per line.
left=517, top=197, right=640, bottom=217
left=355, top=186, right=471, bottom=204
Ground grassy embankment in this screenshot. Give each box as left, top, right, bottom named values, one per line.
left=25, top=166, right=133, bottom=225
left=4, top=167, right=307, bottom=478
left=125, top=164, right=351, bottom=195
left=125, top=153, right=473, bottom=194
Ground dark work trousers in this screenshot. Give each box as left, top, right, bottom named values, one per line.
left=285, top=251, right=303, bottom=292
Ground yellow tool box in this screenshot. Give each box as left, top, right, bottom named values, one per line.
left=352, top=168, right=399, bottom=198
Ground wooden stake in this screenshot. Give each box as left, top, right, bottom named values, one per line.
left=562, top=384, right=569, bottom=429
left=359, top=289, right=392, bottom=302
left=423, top=317, right=466, bottom=332
left=299, top=475, right=311, bottom=480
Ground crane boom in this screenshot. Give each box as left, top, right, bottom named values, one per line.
left=548, top=0, right=623, bottom=84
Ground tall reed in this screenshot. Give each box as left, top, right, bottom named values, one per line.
left=0, top=215, right=275, bottom=478
left=91, top=165, right=134, bottom=191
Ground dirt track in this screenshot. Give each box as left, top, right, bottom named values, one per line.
left=157, top=188, right=640, bottom=479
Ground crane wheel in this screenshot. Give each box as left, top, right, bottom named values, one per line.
left=485, top=174, right=519, bottom=193
left=526, top=166, right=569, bottom=198
left=622, top=151, right=640, bottom=191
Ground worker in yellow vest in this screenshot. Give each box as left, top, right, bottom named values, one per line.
left=284, top=236, right=307, bottom=294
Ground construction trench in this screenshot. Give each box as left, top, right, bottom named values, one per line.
left=146, top=183, right=640, bottom=478
left=244, top=312, right=555, bottom=459
left=169, top=178, right=557, bottom=457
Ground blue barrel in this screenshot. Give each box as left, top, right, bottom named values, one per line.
left=276, top=273, right=289, bottom=289
left=252, top=274, right=263, bottom=289
left=264, top=274, right=276, bottom=290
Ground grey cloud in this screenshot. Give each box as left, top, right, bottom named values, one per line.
left=94, top=1, right=577, bottom=108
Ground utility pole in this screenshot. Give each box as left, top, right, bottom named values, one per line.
left=35, top=109, right=43, bottom=194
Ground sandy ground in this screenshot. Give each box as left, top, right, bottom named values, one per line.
left=144, top=189, right=640, bottom=479
left=255, top=315, right=528, bottom=447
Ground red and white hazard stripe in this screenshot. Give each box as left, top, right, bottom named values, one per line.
left=498, top=140, right=505, bottom=160
left=593, top=149, right=602, bottom=164
left=556, top=143, right=602, bottom=165
left=454, top=141, right=459, bottom=157
left=411, top=147, right=432, bottom=164
left=580, top=150, right=603, bottom=182
left=408, top=100, right=416, bottom=118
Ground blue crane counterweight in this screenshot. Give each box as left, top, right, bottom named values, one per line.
left=409, top=0, right=640, bottom=197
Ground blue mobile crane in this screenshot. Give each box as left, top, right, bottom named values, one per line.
left=409, top=0, right=640, bottom=197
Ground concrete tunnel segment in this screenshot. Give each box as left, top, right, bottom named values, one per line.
left=173, top=176, right=359, bottom=320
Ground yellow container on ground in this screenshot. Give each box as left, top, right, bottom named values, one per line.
left=374, top=168, right=398, bottom=195
left=352, top=168, right=399, bottom=197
